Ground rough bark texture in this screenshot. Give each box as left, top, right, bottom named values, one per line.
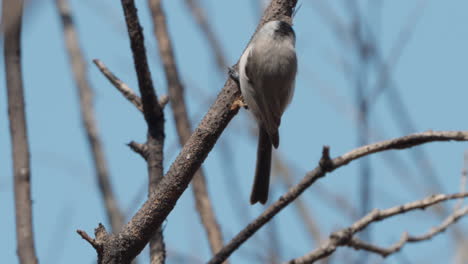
left=3, top=0, right=39, bottom=263
left=121, top=0, right=167, bottom=263
left=77, top=0, right=297, bottom=263
left=147, top=0, right=225, bottom=256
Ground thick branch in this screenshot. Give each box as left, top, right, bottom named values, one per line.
left=55, top=0, right=124, bottom=232
left=78, top=0, right=298, bottom=263
left=3, top=0, right=38, bottom=263
left=147, top=0, right=225, bottom=256
left=289, top=195, right=468, bottom=263
left=207, top=131, right=468, bottom=264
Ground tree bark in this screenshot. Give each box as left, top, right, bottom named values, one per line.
left=3, top=0, right=39, bottom=263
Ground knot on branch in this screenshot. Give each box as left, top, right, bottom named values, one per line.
left=329, top=228, right=353, bottom=246
left=127, top=141, right=149, bottom=160
left=319, top=146, right=333, bottom=172
left=158, top=94, right=169, bottom=108
left=77, top=223, right=109, bottom=251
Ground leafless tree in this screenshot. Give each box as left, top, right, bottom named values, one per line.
left=3, top=0, right=468, bottom=263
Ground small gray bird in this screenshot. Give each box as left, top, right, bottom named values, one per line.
left=238, top=20, right=297, bottom=204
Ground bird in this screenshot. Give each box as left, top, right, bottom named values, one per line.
left=237, top=20, right=297, bottom=204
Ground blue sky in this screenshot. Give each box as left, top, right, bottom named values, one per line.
left=1, top=0, right=468, bottom=263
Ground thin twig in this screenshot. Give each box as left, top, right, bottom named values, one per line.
left=77, top=230, right=98, bottom=250
left=93, top=59, right=143, bottom=112
left=3, top=0, right=38, bottom=263
left=55, top=0, right=124, bottom=232
left=289, top=198, right=468, bottom=263
left=128, top=141, right=148, bottom=160
left=147, top=0, right=225, bottom=257
left=93, top=59, right=170, bottom=111
left=208, top=131, right=468, bottom=264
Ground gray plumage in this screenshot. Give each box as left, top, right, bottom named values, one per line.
left=239, top=21, right=297, bottom=204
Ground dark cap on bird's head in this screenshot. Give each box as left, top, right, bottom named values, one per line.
left=274, top=21, right=295, bottom=38
left=258, top=20, right=295, bottom=41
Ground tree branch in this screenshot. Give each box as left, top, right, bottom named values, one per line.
left=93, top=59, right=143, bottom=112
left=207, top=130, right=468, bottom=264
left=3, top=0, right=38, bottom=263
left=93, top=59, right=169, bottom=112
left=55, top=0, right=124, bottom=233
left=93, top=58, right=170, bottom=262
left=78, top=0, right=298, bottom=263
left=120, top=0, right=163, bottom=129
left=288, top=195, right=468, bottom=263
left=120, top=0, right=167, bottom=263
left=147, top=0, right=225, bottom=257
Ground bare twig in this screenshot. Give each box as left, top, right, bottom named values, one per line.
left=55, top=0, right=124, bottom=233
left=351, top=207, right=468, bottom=257
left=147, top=0, right=225, bottom=257
left=289, top=196, right=468, bottom=263
left=208, top=131, right=468, bottom=264
left=128, top=141, right=148, bottom=160
left=78, top=1, right=298, bottom=263
left=93, top=59, right=169, bottom=112
left=93, top=59, right=143, bottom=112
left=77, top=230, right=98, bottom=250
left=3, top=0, right=38, bottom=263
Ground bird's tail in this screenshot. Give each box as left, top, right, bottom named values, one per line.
left=250, top=126, right=272, bottom=204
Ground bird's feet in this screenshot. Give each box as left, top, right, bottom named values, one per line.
left=231, top=95, right=248, bottom=110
